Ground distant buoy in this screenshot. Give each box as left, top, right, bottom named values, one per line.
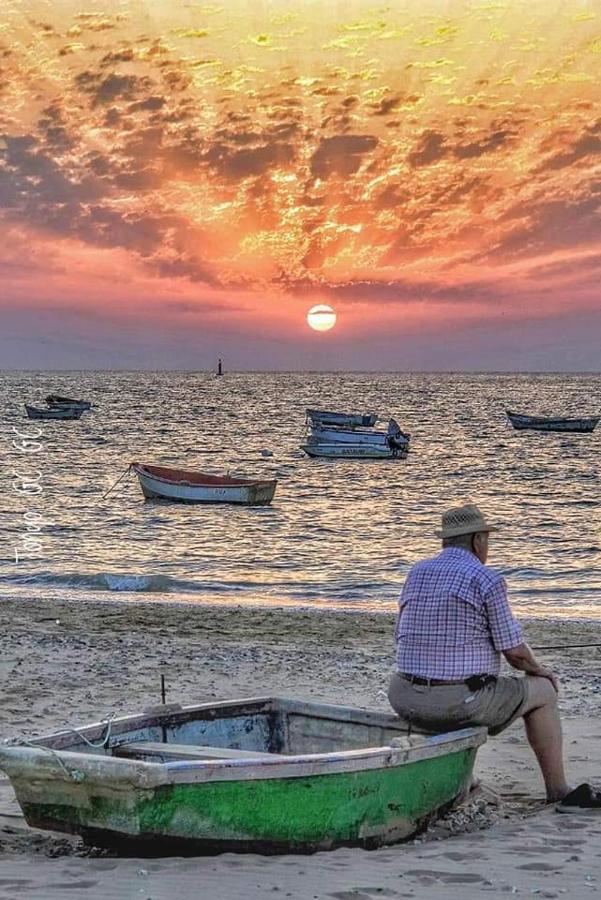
left=217, top=358, right=223, bottom=376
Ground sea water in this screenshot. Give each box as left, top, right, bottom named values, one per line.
left=1, top=371, right=599, bottom=618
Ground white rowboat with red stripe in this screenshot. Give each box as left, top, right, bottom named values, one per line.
left=131, top=463, right=277, bottom=506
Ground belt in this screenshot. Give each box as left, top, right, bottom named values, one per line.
left=400, top=673, right=497, bottom=690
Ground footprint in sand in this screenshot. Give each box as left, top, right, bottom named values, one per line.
left=543, top=838, right=585, bottom=847
left=329, top=895, right=372, bottom=900
left=517, top=862, right=562, bottom=872
left=329, top=891, right=398, bottom=900
left=44, top=882, right=99, bottom=891
left=404, top=870, right=487, bottom=884
left=505, top=845, right=567, bottom=855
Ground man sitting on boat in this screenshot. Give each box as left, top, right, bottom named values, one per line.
left=388, top=504, right=600, bottom=811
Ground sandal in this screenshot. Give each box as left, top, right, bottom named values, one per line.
left=555, top=783, right=601, bottom=813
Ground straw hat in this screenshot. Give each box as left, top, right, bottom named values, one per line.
left=436, top=503, right=499, bottom=539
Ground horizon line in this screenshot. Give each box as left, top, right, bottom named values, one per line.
left=1, top=368, right=600, bottom=376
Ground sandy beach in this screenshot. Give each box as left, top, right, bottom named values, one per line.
left=1, top=596, right=601, bottom=900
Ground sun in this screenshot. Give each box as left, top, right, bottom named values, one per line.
left=307, top=304, right=337, bottom=332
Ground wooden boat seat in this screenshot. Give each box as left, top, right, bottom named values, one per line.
left=112, top=741, right=286, bottom=761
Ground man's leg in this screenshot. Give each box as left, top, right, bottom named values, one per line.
left=521, top=676, right=570, bottom=802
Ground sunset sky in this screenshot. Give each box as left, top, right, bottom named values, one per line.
left=0, top=0, right=600, bottom=370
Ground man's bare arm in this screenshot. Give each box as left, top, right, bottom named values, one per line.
left=503, top=643, right=559, bottom=692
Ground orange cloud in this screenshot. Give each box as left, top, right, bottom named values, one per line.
left=0, top=0, right=599, bottom=367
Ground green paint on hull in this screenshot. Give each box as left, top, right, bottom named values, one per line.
left=21, top=748, right=476, bottom=851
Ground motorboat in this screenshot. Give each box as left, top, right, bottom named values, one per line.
left=302, top=413, right=410, bottom=459
left=302, top=441, right=408, bottom=459
left=310, top=419, right=409, bottom=448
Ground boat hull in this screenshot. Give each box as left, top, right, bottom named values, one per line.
left=303, top=442, right=408, bottom=459
left=0, top=697, right=484, bottom=853
left=507, top=411, right=599, bottom=433
left=25, top=405, right=84, bottom=420
left=134, top=468, right=277, bottom=505
left=47, top=402, right=90, bottom=412
left=13, top=745, right=477, bottom=852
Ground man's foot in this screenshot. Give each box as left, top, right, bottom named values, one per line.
left=555, top=783, right=601, bottom=813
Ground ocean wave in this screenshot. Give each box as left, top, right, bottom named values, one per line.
left=501, top=566, right=599, bottom=580
left=0, top=570, right=398, bottom=600
left=0, top=571, right=207, bottom=594
left=511, top=585, right=601, bottom=597
left=0, top=570, right=346, bottom=597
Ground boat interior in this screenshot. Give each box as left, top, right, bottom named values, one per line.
left=134, top=465, right=272, bottom=487
left=31, top=697, right=426, bottom=762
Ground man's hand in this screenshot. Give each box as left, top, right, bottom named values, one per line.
left=503, top=643, right=559, bottom=692
left=534, top=665, right=559, bottom=693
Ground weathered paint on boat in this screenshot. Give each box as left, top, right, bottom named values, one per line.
left=131, top=463, right=277, bottom=506
left=0, top=697, right=485, bottom=853
left=13, top=744, right=475, bottom=851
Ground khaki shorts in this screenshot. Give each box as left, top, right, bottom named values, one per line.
left=388, top=671, right=529, bottom=736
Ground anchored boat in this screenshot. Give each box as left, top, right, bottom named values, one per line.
left=507, top=410, right=599, bottom=433
left=309, top=423, right=409, bottom=447
left=25, top=404, right=85, bottom=420
left=302, top=440, right=408, bottom=459
left=0, top=696, right=485, bottom=853
left=131, top=463, right=277, bottom=505
left=302, top=410, right=410, bottom=460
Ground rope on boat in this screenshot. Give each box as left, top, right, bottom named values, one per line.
left=102, top=464, right=132, bottom=500
left=10, top=739, right=86, bottom=782
left=67, top=715, right=115, bottom=750
left=8, top=716, right=116, bottom=782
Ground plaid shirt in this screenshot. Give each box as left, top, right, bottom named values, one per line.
left=395, top=547, right=523, bottom=679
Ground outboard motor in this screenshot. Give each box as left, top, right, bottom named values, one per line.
left=386, top=418, right=410, bottom=451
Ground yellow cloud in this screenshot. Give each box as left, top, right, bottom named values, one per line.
left=174, top=29, right=211, bottom=38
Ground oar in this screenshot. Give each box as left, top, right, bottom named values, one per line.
left=102, top=464, right=132, bottom=500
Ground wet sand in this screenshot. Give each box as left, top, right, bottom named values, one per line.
left=1, top=596, right=601, bottom=899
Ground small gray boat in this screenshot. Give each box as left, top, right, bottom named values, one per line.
left=25, top=404, right=85, bottom=420
left=306, top=409, right=378, bottom=428
left=507, top=410, right=599, bottom=433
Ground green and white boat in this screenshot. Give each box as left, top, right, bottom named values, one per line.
left=0, top=697, right=485, bottom=853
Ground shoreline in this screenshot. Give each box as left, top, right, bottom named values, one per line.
left=2, top=586, right=600, bottom=622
